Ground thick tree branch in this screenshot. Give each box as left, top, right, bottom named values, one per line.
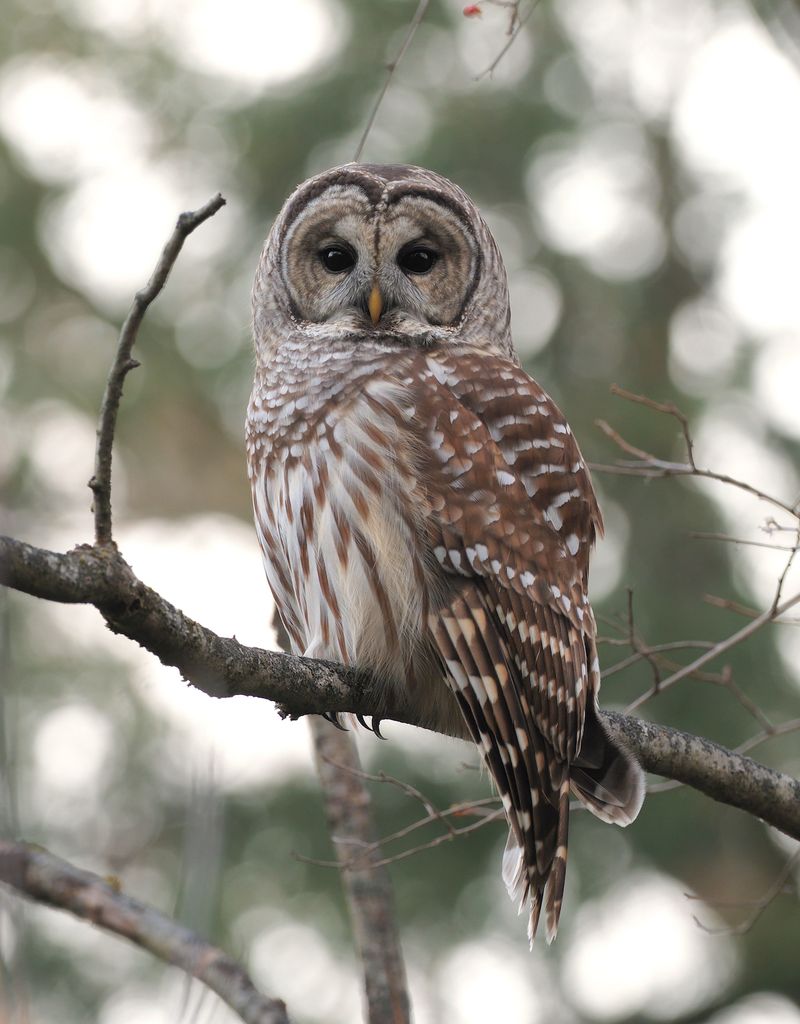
left=0, top=841, right=289, bottom=1024
left=2, top=533, right=799, bottom=841
left=603, top=712, right=800, bottom=839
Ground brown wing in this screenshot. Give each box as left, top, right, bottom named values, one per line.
left=413, top=347, right=643, bottom=942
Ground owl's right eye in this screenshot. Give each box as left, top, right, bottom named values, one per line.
left=319, top=245, right=356, bottom=273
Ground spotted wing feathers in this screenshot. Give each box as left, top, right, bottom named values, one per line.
left=417, top=350, right=644, bottom=941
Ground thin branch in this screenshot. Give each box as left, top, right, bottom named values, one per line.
left=619, top=519, right=800, bottom=713
left=704, top=592, right=800, bottom=625
left=88, top=193, right=226, bottom=546
left=296, top=758, right=504, bottom=870
left=476, top=0, right=540, bottom=79
left=2, top=535, right=800, bottom=841
left=691, top=847, right=799, bottom=935
left=600, top=598, right=776, bottom=730
left=690, top=531, right=799, bottom=552
left=321, top=757, right=458, bottom=838
left=353, top=0, right=430, bottom=163
left=599, top=594, right=778, bottom=731
left=600, top=640, right=715, bottom=680
left=309, top=719, right=411, bottom=1024
left=735, top=717, right=800, bottom=756
left=771, top=526, right=800, bottom=614
left=348, top=805, right=505, bottom=871
left=295, top=801, right=505, bottom=872
left=625, top=589, right=800, bottom=713
left=0, top=841, right=289, bottom=1024
left=593, top=386, right=800, bottom=520
left=610, top=385, right=696, bottom=464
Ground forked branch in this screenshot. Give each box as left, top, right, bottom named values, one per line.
left=593, top=384, right=800, bottom=520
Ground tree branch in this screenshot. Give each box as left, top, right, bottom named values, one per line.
left=0, top=841, right=289, bottom=1024
left=352, top=0, right=430, bottom=163
left=593, top=385, right=800, bottom=521
left=89, top=193, right=226, bottom=546
left=3, top=534, right=799, bottom=841
left=603, top=712, right=800, bottom=839
left=310, top=721, right=411, bottom=1024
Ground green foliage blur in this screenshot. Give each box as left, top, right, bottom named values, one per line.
left=1, top=1, right=798, bottom=1021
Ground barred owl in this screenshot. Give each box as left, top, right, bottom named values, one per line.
left=246, top=164, right=645, bottom=942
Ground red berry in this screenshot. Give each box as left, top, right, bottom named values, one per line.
left=463, top=4, right=482, bottom=16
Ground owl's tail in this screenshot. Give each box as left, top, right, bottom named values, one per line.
left=502, top=769, right=571, bottom=947
left=570, top=698, right=645, bottom=825
left=502, top=702, right=644, bottom=945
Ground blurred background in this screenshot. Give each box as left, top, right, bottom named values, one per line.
left=1, top=0, right=799, bottom=1021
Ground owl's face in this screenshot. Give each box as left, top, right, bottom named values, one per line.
left=254, top=164, right=513, bottom=355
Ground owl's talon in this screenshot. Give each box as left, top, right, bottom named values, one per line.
left=372, top=718, right=385, bottom=739
left=322, top=711, right=348, bottom=731
left=356, top=714, right=370, bottom=730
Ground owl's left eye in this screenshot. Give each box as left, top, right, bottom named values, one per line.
left=398, top=246, right=438, bottom=275
left=319, top=245, right=356, bottom=273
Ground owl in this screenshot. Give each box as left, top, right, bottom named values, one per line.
left=246, top=164, right=645, bottom=943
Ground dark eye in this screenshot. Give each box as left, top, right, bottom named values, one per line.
left=319, top=245, right=355, bottom=273
left=398, top=247, right=438, bottom=275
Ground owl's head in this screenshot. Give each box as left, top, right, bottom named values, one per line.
left=253, top=164, right=512, bottom=358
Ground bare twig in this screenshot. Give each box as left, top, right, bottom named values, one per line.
left=704, top=592, right=800, bottom=625
left=623, top=590, right=663, bottom=692
left=599, top=600, right=777, bottom=731
left=625, top=589, right=800, bottom=712
left=88, top=193, right=226, bottom=546
left=320, top=757, right=459, bottom=838
left=771, top=526, right=800, bottom=614
left=339, top=804, right=505, bottom=871
left=295, top=760, right=504, bottom=870
left=691, top=848, right=799, bottom=935
left=625, top=521, right=800, bottom=713
left=309, top=719, right=411, bottom=1024
left=690, top=531, right=799, bottom=552
left=593, top=386, right=800, bottom=520
left=477, top=0, right=541, bottom=79
left=600, top=640, right=714, bottom=680
left=610, top=385, right=696, bottom=464
left=353, top=0, right=430, bottom=163
left=0, top=841, right=289, bottom=1024
left=735, top=717, right=800, bottom=756
left=601, top=601, right=775, bottom=730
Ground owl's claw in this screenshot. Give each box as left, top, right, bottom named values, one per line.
left=355, top=714, right=385, bottom=738
left=322, top=711, right=349, bottom=731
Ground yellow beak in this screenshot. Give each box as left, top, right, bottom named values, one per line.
left=368, top=283, right=383, bottom=325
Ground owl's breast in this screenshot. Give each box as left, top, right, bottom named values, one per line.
left=249, top=368, right=450, bottom=717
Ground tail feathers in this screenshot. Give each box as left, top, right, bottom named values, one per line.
left=503, top=775, right=571, bottom=947
left=572, top=700, right=645, bottom=826
left=502, top=831, right=528, bottom=908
